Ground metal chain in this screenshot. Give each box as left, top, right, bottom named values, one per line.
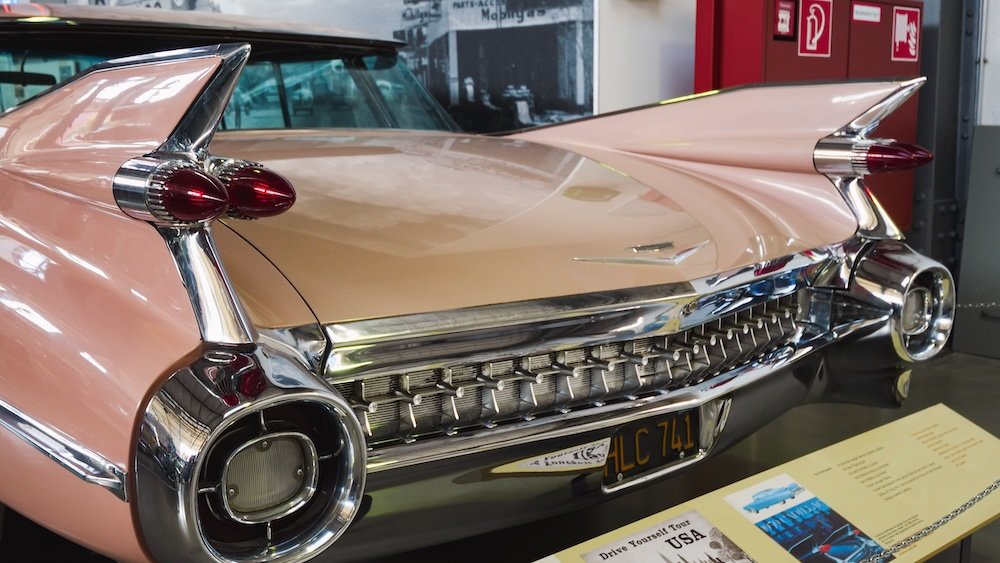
left=955, top=302, right=1000, bottom=309
left=858, top=478, right=1000, bottom=563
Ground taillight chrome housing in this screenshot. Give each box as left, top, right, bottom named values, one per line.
left=114, top=157, right=231, bottom=225
left=135, top=346, right=367, bottom=563
left=814, top=137, right=934, bottom=178
left=114, top=155, right=296, bottom=226
left=812, top=77, right=932, bottom=241
left=851, top=241, right=955, bottom=362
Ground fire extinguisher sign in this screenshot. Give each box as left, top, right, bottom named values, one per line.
left=798, top=0, right=833, bottom=57
left=891, top=6, right=921, bottom=62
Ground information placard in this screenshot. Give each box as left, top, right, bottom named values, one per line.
left=538, top=405, right=1000, bottom=563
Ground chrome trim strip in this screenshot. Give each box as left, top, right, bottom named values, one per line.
left=843, top=77, right=925, bottom=137
left=365, top=313, right=882, bottom=474
left=98, top=43, right=249, bottom=74
left=325, top=278, right=798, bottom=380
left=325, top=249, right=826, bottom=349
left=574, top=240, right=709, bottom=266
left=813, top=78, right=924, bottom=240
left=156, top=44, right=251, bottom=160
left=324, top=249, right=827, bottom=380
left=159, top=227, right=257, bottom=345
left=6, top=43, right=248, bottom=115
left=327, top=284, right=694, bottom=347
left=0, top=396, right=127, bottom=501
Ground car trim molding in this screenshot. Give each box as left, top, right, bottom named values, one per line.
left=0, top=396, right=128, bottom=501
left=314, top=238, right=948, bottom=475
left=134, top=345, right=367, bottom=563
left=158, top=226, right=257, bottom=346
left=813, top=77, right=924, bottom=240
left=324, top=247, right=828, bottom=352
left=156, top=43, right=251, bottom=160
left=111, top=43, right=258, bottom=346
left=364, top=314, right=885, bottom=475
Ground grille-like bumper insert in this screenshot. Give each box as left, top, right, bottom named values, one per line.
left=332, top=296, right=798, bottom=447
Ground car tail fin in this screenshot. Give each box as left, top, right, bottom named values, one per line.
left=511, top=79, right=925, bottom=176
left=513, top=78, right=927, bottom=239
left=0, top=43, right=248, bottom=162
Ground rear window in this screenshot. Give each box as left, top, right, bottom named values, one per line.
left=0, top=36, right=457, bottom=132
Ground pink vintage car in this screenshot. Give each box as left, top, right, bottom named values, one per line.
left=0, top=4, right=952, bottom=562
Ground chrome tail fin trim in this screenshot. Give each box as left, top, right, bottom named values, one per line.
left=0, top=396, right=127, bottom=501
left=814, top=77, right=926, bottom=240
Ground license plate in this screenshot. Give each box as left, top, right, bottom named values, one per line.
left=603, top=408, right=700, bottom=485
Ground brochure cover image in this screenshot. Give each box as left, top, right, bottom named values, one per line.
left=582, top=510, right=755, bottom=563
left=724, top=473, right=890, bottom=562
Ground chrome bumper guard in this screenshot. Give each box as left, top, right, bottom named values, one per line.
left=321, top=239, right=953, bottom=476
left=128, top=238, right=953, bottom=562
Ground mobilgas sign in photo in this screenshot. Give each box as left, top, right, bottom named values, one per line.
left=448, top=0, right=580, bottom=28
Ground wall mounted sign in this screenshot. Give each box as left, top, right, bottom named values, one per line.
left=774, top=0, right=796, bottom=39
left=852, top=1, right=882, bottom=23
left=891, top=6, right=921, bottom=62
left=798, top=0, right=833, bottom=58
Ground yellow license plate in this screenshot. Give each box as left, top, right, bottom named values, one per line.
left=603, top=408, right=700, bottom=485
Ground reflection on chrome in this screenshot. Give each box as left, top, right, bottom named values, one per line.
left=851, top=240, right=955, bottom=362
left=0, top=395, right=127, bottom=500
left=135, top=344, right=366, bottom=563
left=308, top=237, right=953, bottom=475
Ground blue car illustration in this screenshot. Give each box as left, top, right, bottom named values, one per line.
left=742, top=483, right=805, bottom=513
left=790, top=525, right=884, bottom=562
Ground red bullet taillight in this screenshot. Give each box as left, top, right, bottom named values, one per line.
left=115, top=156, right=295, bottom=226
left=156, top=167, right=229, bottom=222
left=818, top=544, right=831, bottom=554
left=815, top=138, right=934, bottom=177
left=115, top=159, right=231, bottom=225
left=213, top=160, right=296, bottom=219
left=864, top=142, right=934, bottom=174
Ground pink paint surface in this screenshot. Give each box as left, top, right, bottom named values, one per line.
left=0, top=56, right=221, bottom=560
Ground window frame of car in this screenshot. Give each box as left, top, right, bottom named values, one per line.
left=0, top=22, right=459, bottom=132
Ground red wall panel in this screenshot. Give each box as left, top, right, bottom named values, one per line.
left=694, top=0, right=925, bottom=229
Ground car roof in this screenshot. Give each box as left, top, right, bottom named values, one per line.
left=0, top=2, right=403, bottom=49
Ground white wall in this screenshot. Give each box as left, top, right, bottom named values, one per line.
left=978, top=0, right=1000, bottom=125
left=596, top=0, right=696, bottom=113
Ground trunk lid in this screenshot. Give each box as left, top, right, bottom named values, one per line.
left=213, top=129, right=855, bottom=325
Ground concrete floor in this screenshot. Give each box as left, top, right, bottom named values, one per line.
left=1, top=352, right=997, bottom=562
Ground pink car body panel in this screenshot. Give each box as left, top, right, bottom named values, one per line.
left=0, top=15, right=943, bottom=560
left=514, top=82, right=902, bottom=173
left=212, top=80, right=889, bottom=325
left=0, top=56, right=223, bottom=561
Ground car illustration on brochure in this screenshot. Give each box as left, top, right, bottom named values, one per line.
left=742, top=483, right=806, bottom=513
left=790, top=525, right=885, bottom=563
left=0, top=3, right=953, bottom=562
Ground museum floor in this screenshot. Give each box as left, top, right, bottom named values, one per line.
left=1, top=352, right=996, bottom=562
